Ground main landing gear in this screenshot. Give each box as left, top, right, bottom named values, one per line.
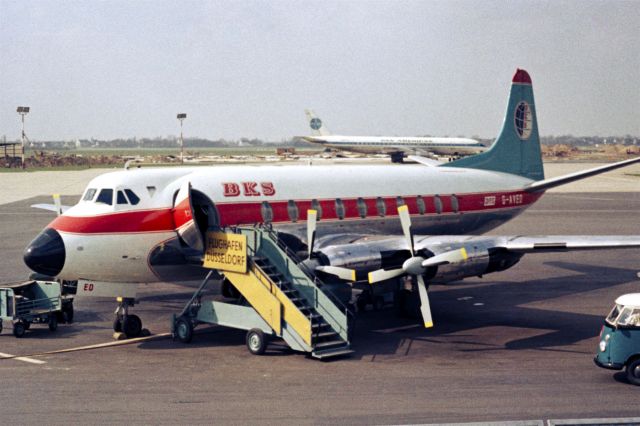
left=113, top=297, right=147, bottom=339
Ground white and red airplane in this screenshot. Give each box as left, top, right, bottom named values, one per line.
left=24, top=69, right=640, bottom=336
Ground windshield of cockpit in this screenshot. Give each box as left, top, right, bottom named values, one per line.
left=605, top=304, right=640, bottom=327
left=81, top=187, right=141, bottom=206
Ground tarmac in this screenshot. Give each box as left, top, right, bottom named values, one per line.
left=0, top=162, right=639, bottom=424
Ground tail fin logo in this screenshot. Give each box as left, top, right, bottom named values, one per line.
left=514, top=101, right=533, bottom=140
left=310, top=117, right=323, bottom=130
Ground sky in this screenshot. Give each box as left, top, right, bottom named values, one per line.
left=1, top=0, right=638, bottom=141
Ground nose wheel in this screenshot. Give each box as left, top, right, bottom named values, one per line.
left=113, top=297, right=145, bottom=338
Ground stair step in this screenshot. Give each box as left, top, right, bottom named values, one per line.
left=313, top=339, right=346, bottom=350
left=311, top=322, right=330, bottom=330
left=312, top=347, right=354, bottom=360
left=313, top=331, right=338, bottom=340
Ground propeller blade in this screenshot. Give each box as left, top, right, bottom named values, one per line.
left=397, top=205, right=414, bottom=256
left=307, top=209, right=317, bottom=259
left=316, top=265, right=356, bottom=281
left=416, top=275, right=434, bottom=328
left=368, top=268, right=405, bottom=284
left=421, top=247, right=469, bottom=268
left=52, top=194, right=62, bottom=216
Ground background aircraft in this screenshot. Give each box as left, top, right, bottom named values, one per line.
left=24, top=69, right=640, bottom=336
left=299, top=109, right=487, bottom=162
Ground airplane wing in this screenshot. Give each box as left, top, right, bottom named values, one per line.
left=496, top=235, right=640, bottom=253
left=407, top=155, right=444, bottom=167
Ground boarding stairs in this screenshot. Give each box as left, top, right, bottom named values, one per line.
left=175, top=226, right=354, bottom=360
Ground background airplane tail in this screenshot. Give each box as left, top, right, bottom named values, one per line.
left=443, top=69, right=544, bottom=181
left=305, top=109, right=331, bottom=137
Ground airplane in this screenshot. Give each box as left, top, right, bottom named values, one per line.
left=299, top=109, right=487, bottom=162
left=23, top=69, right=640, bottom=338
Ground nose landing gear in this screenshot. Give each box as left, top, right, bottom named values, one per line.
left=113, top=297, right=147, bottom=339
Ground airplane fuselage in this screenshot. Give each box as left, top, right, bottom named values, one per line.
left=304, top=136, right=486, bottom=156
left=31, top=164, right=541, bottom=284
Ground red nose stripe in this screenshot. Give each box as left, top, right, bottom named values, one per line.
left=50, top=209, right=175, bottom=234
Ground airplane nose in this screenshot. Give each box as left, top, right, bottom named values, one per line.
left=23, top=228, right=66, bottom=277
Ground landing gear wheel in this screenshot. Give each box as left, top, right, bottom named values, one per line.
left=246, top=328, right=268, bottom=355
left=122, top=314, right=142, bottom=338
left=626, top=359, right=640, bottom=386
left=13, top=322, right=26, bottom=338
left=48, top=315, right=58, bottom=331
left=113, top=317, right=122, bottom=333
left=175, top=317, right=193, bottom=343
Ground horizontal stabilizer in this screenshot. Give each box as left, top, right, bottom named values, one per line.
left=407, top=155, right=443, bottom=167
left=31, top=203, right=71, bottom=214
left=524, top=156, right=640, bottom=192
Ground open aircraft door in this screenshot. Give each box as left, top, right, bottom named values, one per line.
left=173, top=182, right=204, bottom=253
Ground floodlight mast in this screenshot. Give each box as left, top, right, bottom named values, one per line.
left=16, top=106, right=30, bottom=169
left=177, top=113, right=187, bottom=164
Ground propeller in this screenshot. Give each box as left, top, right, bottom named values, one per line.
left=367, top=205, right=434, bottom=328
left=306, top=209, right=356, bottom=281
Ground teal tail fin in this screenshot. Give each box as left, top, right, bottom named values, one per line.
left=443, top=69, right=544, bottom=181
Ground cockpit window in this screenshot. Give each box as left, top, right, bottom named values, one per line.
left=125, top=189, right=140, bottom=205
left=83, top=188, right=97, bottom=201
left=117, top=191, right=128, bottom=205
left=96, top=189, right=113, bottom=205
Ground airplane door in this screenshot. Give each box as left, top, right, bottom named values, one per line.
left=173, top=181, right=204, bottom=253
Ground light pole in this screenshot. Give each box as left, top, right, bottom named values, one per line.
left=17, top=106, right=30, bottom=169
left=177, top=113, right=187, bottom=164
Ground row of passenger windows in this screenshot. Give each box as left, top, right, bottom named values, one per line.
left=83, top=188, right=140, bottom=206
left=261, top=195, right=459, bottom=223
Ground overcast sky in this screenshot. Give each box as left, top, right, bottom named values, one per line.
left=1, top=0, right=638, bottom=141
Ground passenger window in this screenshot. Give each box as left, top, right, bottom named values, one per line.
left=117, top=191, right=128, bottom=205
left=376, top=197, right=386, bottom=217
left=83, top=188, right=97, bottom=201
left=311, top=199, right=322, bottom=220
left=357, top=197, right=367, bottom=218
left=96, top=189, right=113, bottom=205
left=125, top=189, right=140, bottom=205
left=396, top=197, right=405, bottom=208
left=434, top=195, right=442, bottom=214
left=287, top=200, right=299, bottom=222
left=451, top=195, right=459, bottom=213
left=416, top=196, right=426, bottom=215
left=261, top=201, right=273, bottom=223
left=335, top=199, right=345, bottom=220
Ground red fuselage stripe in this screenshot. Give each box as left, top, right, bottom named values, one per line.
left=49, top=191, right=542, bottom=234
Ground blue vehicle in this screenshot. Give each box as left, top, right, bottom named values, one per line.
left=595, top=293, right=640, bottom=385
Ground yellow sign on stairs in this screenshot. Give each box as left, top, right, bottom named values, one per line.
left=204, top=232, right=247, bottom=273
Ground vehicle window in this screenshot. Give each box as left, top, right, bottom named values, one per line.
left=261, top=201, right=273, bottom=223
left=83, top=188, right=97, bottom=201
left=376, top=197, right=386, bottom=217
left=357, top=197, right=367, bottom=218
left=416, top=196, right=426, bottom=215
left=616, top=307, right=633, bottom=326
left=606, top=304, right=622, bottom=325
left=335, top=199, right=345, bottom=220
left=451, top=195, right=459, bottom=213
left=117, top=191, right=128, bottom=205
left=434, top=195, right=443, bottom=214
left=396, top=197, right=405, bottom=208
left=311, top=199, right=322, bottom=220
left=95, top=189, right=113, bottom=205
left=287, top=200, right=299, bottom=222
left=618, top=308, right=640, bottom=326
left=125, top=189, right=140, bottom=205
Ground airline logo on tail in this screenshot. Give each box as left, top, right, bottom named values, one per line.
left=515, top=101, right=533, bottom=140
left=310, top=117, right=322, bottom=130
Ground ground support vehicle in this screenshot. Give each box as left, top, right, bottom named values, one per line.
left=0, top=280, right=73, bottom=338
left=595, top=293, right=640, bottom=385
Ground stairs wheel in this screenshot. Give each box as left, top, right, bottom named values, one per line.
left=246, top=328, right=268, bottom=355
left=175, top=317, right=193, bottom=343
